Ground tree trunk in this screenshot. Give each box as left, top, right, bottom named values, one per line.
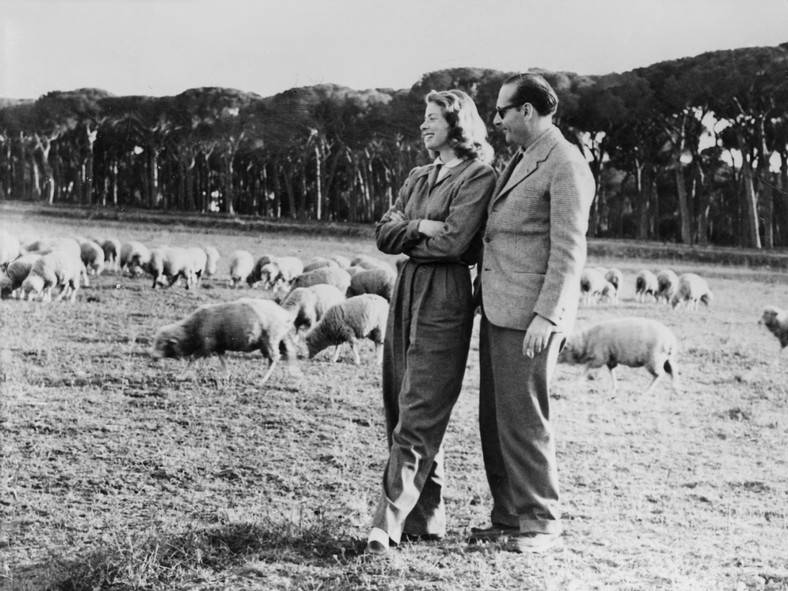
left=740, top=156, right=762, bottom=248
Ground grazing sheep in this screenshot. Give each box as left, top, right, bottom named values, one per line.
left=120, top=241, right=152, bottom=276
left=604, top=268, right=623, bottom=292
left=79, top=240, right=105, bottom=278
left=305, top=294, right=389, bottom=365
left=580, top=267, right=608, bottom=305
left=0, top=232, right=22, bottom=268
left=149, top=298, right=299, bottom=384
left=228, top=250, right=255, bottom=288
left=146, top=247, right=197, bottom=289
left=280, top=284, right=346, bottom=332
left=656, top=269, right=679, bottom=304
left=204, top=246, right=220, bottom=277
left=302, top=257, right=339, bottom=273
left=0, top=253, right=41, bottom=298
left=246, top=254, right=277, bottom=287
left=330, top=255, right=352, bottom=271
left=635, top=270, right=659, bottom=303
left=99, top=238, right=122, bottom=272
left=258, top=256, right=305, bottom=291
left=24, top=237, right=81, bottom=260
left=20, top=248, right=83, bottom=302
left=186, top=247, right=208, bottom=281
left=346, top=267, right=397, bottom=301
left=599, top=280, right=618, bottom=305
left=350, top=254, right=396, bottom=275
left=760, top=305, right=788, bottom=363
left=290, top=266, right=352, bottom=294
left=558, top=317, right=679, bottom=395
left=670, top=273, right=712, bottom=311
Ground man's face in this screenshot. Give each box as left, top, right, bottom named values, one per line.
left=494, top=84, right=528, bottom=146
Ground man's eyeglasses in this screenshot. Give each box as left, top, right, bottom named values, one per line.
left=495, top=102, right=525, bottom=119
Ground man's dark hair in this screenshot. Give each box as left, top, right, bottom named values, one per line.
left=503, top=73, right=558, bottom=116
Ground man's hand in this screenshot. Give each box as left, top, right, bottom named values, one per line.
left=522, top=314, right=555, bottom=358
left=418, top=219, right=444, bottom=237
left=388, top=210, right=406, bottom=223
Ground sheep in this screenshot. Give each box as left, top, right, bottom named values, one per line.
left=228, top=250, right=255, bottom=288
left=79, top=239, right=105, bottom=279
left=580, top=268, right=608, bottom=305
left=670, top=273, right=712, bottom=311
left=304, top=294, right=389, bottom=365
left=656, top=269, right=679, bottom=304
left=0, top=253, right=41, bottom=299
left=635, top=270, right=659, bottom=303
left=146, top=247, right=197, bottom=289
left=280, top=284, right=346, bottom=332
left=204, top=246, right=220, bottom=277
left=302, top=257, right=339, bottom=273
left=258, top=256, right=305, bottom=291
left=350, top=254, right=396, bottom=275
left=558, top=317, right=679, bottom=396
left=99, top=238, right=122, bottom=273
left=330, top=255, right=352, bottom=271
left=599, top=280, right=619, bottom=305
left=0, top=231, right=21, bottom=269
left=20, top=248, right=83, bottom=302
left=24, top=237, right=81, bottom=260
left=604, top=268, right=623, bottom=292
left=186, top=247, right=208, bottom=282
left=120, top=241, right=151, bottom=276
left=346, top=267, right=397, bottom=301
left=759, top=305, right=788, bottom=363
left=246, top=254, right=277, bottom=287
left=149, top=298, right=299, bottom=384
left=289, top=266, right=352, bottom=294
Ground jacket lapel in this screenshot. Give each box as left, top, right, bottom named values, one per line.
left=491, top=127, right=561, bottom=205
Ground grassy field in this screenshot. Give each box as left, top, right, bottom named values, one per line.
left=1, top=209, right=787, bottom=591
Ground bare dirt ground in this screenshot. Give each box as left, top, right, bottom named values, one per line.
left=1, top=211, right=786, bottom=590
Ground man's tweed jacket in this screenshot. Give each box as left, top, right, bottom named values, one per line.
left=480, top=125, right=595, bottom=333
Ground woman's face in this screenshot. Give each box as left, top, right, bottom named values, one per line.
left=420, top=102, right=451, bottom=153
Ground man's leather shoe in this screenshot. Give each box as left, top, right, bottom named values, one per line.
left=504, top=532, right=562, bottom=553
left=467, top=523, right=519, bottom=543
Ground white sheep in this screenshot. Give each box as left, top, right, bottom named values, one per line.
left=558, top=317, right=680, bottom=395
left=149, top=298, right=299, bottom=384
left=330, top=255, right=352, bottom=271
left=258, top=256, right=304, bottom=291
left=24, top=237, right=81, bottom=260
left=246, top=254, right=278, bottom=287
left=759, top=305, right=788, bottom=363
left=346, top=267, right=397, bottom=301
left=305, top=293, right=389, bottom=365
left=0, top=253, right=41, bottom=299
left=280, top=284, right=346, bottom=332
left=302, top=257, right=339, bottom=273
left=635, top=270, right=659, bottom=303
left=204, top=246, right=220, bottom=277
left=228, top=250, right=255, bottom=288
left=20, top=248, right=83, bottom=302
left=656, top=269, right=679, bottom=304
left=580, top=267, right=609, bottom=305
left=79, top=239, right=105, bottom=279
left=350, top=254, right=396, bottom=275
left=146, top=247, right=197, bottom=289
left=290, top=266, right=352, bottom=294
left=0, top=231, right=21, bottom=268
left=670, top=273, right=712, bottom=311
left=120, top=241, right=151, bottom=276
left=186, top=247, right=208, bottom=282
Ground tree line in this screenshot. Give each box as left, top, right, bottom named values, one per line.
left=1, top=42, right=787, bottom=248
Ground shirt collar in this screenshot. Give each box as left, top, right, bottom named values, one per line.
left=433, top=155, right=465, bottom=169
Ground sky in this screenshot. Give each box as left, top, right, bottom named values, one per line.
left=1, top=0, right=787, bottom=100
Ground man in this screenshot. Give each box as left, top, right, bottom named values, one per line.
left=471, top=73, right=595, bottom=553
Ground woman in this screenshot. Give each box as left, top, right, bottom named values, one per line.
left=368, top=89, right=496, bottom=554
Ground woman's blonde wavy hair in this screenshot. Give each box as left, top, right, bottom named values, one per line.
left=425, top=89, right=494, bottom=164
